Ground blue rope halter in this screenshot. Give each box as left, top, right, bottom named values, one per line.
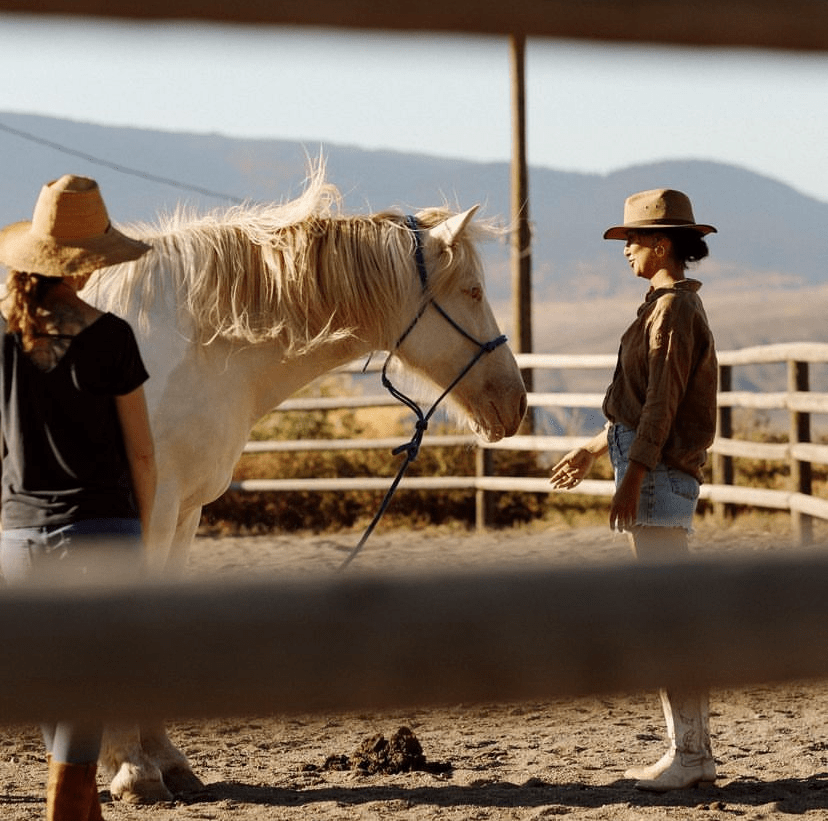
left=337, top=215, right=508, bottom=571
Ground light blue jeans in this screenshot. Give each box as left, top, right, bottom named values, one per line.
left=608, top=423, right=700, bottom=532
left=1, top=517, right=143, bottom=764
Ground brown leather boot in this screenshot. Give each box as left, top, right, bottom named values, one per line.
left=87, top=775, right=104, bottom=821
left=46, top=758, right=100, bottom=821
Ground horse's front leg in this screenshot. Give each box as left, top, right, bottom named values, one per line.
left=136, top=506, right=205, bottom=796
left=165, top=504, right=203, bottom=576
left=98, top=492, right=180, bottom=803
left=140, top=721, right=205, bottom=795
left=123, top=505, right=206, bottom=801
left=100, top=724, right=173, bottom=804
left=100, top=499, right=204, bottom=804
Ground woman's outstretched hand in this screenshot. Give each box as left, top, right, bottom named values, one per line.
left=549, top=447, right=595, bottom=490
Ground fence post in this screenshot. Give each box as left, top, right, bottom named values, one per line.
left=788, top=359, right=813, bottom=545
left=713, top=363, right=734, bottom=521
left=475, top=446, right=494, bottom=532
left=510, top=33, right=534, bottom=410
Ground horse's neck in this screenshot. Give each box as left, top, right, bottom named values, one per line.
left=82, top=251, right=391, bottom=422
left=233, top=336, right=373, bottom=422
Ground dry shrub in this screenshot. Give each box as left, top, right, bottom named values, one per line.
left=198, top=396, right=607, bottom=534
left=200, top=391, right=821, bottom=536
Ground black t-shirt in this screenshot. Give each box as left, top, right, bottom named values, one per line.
left=0, top=312, right=149, bottom=528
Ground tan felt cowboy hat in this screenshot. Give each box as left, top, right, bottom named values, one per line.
left=603, top=188, right=716, bottom=240
left=0, top=174, right=151, bottom=276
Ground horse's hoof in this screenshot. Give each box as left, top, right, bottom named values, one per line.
left=162, top=765, right=205, bottom=795
left=110, top=772, right=174, bottom=805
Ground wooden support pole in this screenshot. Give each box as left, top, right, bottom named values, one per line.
left=3, top=553, right=828, bottom=724
left=509, top=33, right=534, bottom=402
left=788, top=360, right=813, bottom=544
left=474, top=446, right=494, bottom=531
left=713, top=364, right=734, bottom=521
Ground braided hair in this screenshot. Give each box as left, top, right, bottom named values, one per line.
left=4, top=271, right=63, bottom=349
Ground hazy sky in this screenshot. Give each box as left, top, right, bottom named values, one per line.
left=2, top=14, right=828, bottom=202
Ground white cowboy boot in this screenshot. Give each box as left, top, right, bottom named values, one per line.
left=625, top=689, right=675, bottom=781
left=627, top=688, right=716, bottom=792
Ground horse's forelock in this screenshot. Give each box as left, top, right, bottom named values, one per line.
left=410, top=207, right=498, bottom=300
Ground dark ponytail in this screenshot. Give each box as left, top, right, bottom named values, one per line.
left=667, top=228, right=710, bottom=268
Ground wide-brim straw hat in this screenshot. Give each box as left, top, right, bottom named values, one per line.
left=603, top=188, right=716, bottom=240
left=0, top=174, right=151, bottom=277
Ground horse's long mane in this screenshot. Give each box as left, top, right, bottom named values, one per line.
left=91, top=164, right=491, bottom=355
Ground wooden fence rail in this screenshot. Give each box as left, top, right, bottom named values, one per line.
left=232, top=343, right=828, bottom=543
left=4, top=552, right=828, bottom=722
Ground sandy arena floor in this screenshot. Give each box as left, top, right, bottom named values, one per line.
left=2, top=520, right=828, bottom=820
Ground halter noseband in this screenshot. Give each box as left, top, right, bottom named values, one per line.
left=337, top=214, right=508, bottom=571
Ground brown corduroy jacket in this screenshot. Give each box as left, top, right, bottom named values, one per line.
left=602, top=279, right=718, bottom=483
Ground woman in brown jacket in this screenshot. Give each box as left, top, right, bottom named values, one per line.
left=550, top=188, right=718, bottom=792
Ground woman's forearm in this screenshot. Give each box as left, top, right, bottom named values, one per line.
left=115, top=386, right=157, bottom=539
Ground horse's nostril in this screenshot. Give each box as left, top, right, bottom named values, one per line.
left=518, top=393, right=528, bottom=421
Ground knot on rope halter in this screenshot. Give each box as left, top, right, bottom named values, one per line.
left=482, top=335, right=507, bottom=353
left=391, top=417, right=429, bottom=461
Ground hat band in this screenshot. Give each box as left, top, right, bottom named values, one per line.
left=623, top=217, right=696, bottom=227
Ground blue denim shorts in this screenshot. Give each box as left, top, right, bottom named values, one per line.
left=608, top=423, right=700, bottom=531
left=1, top=517, right=144, bottom=586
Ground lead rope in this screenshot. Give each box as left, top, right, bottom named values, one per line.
left=336, top=216, right=507, bottom=572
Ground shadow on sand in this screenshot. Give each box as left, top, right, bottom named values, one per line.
left=169, top=772, right=828, bottom=814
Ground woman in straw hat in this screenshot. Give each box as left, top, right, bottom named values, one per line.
left=0, top=174, right=155, bottom=819
left=549, top=188, right=718, bottom=792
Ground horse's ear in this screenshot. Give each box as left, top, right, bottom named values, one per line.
left=428, top=205, right=480, bottom=247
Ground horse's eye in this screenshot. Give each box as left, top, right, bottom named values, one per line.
left=463, top=285, right=482, bottom=303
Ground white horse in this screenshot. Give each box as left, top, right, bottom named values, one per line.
left=81, top=167, right=527, bottom=803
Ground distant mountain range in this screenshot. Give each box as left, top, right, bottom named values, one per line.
left=1, top=111, right=826, bottom=365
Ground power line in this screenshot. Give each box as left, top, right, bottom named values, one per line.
left=0, top=120, right=246, bottom=204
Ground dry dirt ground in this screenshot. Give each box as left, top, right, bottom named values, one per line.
left=3, top=519, right=828, bottom=820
